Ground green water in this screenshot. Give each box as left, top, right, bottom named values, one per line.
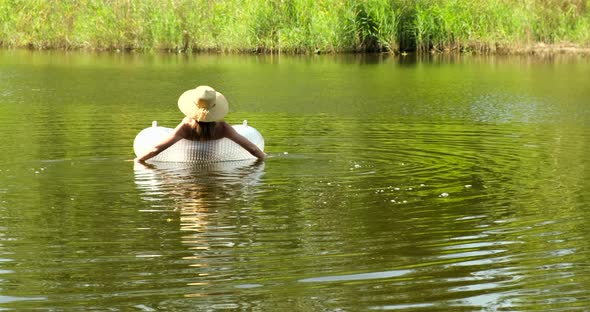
left=0, top=50, right=589, bottom=311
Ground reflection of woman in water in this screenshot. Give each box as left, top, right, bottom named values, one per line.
left=133, top=158, right=266, bottom=295
left=135, top=85, right=266, bottom=164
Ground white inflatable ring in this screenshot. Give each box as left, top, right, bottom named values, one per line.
left=133, top=120, right=264, bottom=162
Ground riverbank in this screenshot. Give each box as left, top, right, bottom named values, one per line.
left=1, top=0, right=589, bottom=55
left=504, top=43, right=590, bottom=55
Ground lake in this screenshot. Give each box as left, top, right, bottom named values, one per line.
left=0, top=50, right=589, bottom=311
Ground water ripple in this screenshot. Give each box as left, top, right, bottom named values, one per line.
left=1, top=52, right=589, bottom=311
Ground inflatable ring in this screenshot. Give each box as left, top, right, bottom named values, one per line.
left=133, top=120, right=264, bottom=162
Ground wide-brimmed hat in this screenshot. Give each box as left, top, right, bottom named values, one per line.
left=178, top=85, right=229, bottom=122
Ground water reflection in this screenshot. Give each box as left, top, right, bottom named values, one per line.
left=2, top=49, right=590, bottom=310
left=134, top=160, right=265, bottom=205
left=133, top=160, right=265, bottom=298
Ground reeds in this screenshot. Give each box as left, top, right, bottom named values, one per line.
left=1, top=0, right=588, bottom=53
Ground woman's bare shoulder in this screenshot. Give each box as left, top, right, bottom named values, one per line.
left=215, top=121, right=229, bottom=133
left=216, top=121, right=230, bottom=130
left=215, top=121, right=235, bottom=137
left=180, top=116, right=194, bottom=125
left=173, top=117, right=194, bottom=137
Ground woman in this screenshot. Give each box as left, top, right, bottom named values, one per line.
left=134, top=85, right=266, bottom=164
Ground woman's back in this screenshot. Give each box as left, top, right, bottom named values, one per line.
left=134, top=85, right=265, bottom=163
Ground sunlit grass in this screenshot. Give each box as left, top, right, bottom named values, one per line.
left=0, top=0, right=588, bottom=53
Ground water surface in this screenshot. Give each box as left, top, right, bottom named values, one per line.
left=0, top=50, right=589, bottom=311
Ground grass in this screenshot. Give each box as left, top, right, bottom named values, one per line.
left=0, top=0, right=589, bottom=54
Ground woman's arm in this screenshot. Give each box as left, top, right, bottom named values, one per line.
left=134, top=121, right=188, bottom=163
left=222, top=122, right=266, bottom=160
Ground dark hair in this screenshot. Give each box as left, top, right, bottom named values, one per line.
left=189, top=121, right=217, bottom=141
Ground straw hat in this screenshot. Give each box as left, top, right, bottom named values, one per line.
left=178, top=85, right=229, bottom=122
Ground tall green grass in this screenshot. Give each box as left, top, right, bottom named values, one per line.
left=1, top=0, right=588, bottom=53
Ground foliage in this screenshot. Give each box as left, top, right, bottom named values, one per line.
left=0, top=0, right=588, bottom=53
